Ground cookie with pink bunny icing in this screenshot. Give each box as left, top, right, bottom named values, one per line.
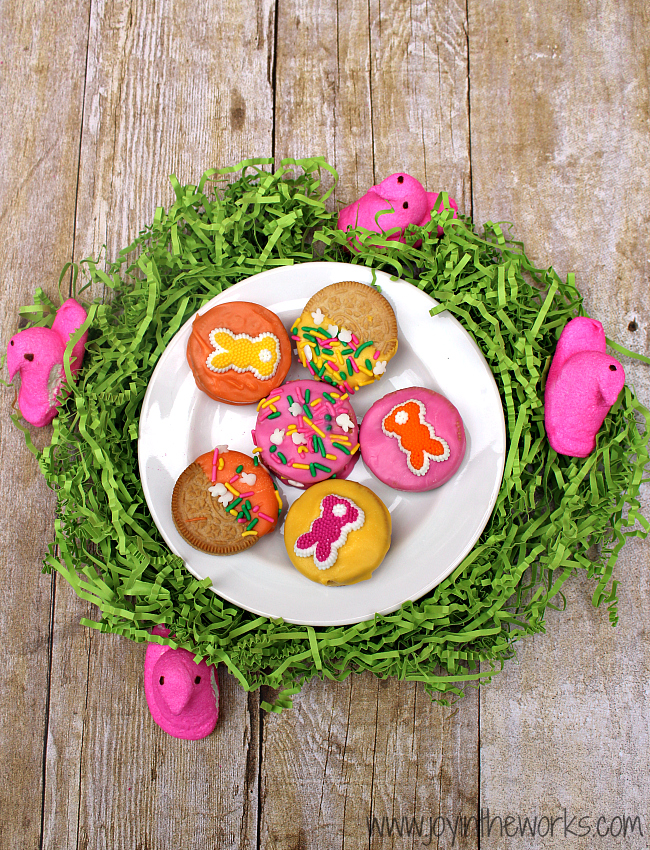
left=360, top=387, right=466, bottom=491
left=284, top=480, right=391, bottom=585
left=252, top=379, right=360, bottom=489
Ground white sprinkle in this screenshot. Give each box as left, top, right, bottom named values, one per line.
left=270, top=428, right=285, bottom=445
left=311, top=308, right=325, bottom=325
left=335, top=413, right=355, bottom=433
left=239, top=472, right=257, bottom=486
left=373, top=360, right=387, bottom=376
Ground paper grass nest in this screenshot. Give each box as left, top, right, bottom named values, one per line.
left=18, top=158, right=649, bottom=710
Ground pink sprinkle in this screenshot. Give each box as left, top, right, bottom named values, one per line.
left=258, top=511, right=274, bottom=523
left=350, top=334, right=359, bottom=346
left=229, top=474, right=239, bottom=484
left=238, top=518, right=247, bottom=523
left=373, top=350, right=381, bottom=360
left=252, top=505, right=260, bottom=513
left=307, top=362, right=315, bottom=375
left=349, top=357, right=359, bottom=373
left=343, top=381, right=354, bottom=394
left=211, top=447, right=219, bottom=483
left=239, top=490, right=255, bottom=498
left=291, top=334, right=302, bottom=341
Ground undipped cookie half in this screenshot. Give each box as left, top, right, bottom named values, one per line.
left=172, top=448, right=280, bottom=554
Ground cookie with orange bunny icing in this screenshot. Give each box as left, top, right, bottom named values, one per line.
left=283, top=480, right=391, bottom=585
left=187, top=301, right=292, bottom=405
left=292, top=281, right=398, bottom=395
left=171, top=447, right=281, bottom=554
left=360, top=387, right=466, bottom=491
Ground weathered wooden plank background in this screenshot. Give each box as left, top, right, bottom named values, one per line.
left=1, top=0, right=648, bottom=848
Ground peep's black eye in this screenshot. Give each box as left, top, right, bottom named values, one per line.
left=10, top=340, right=14, bottom=346
left=609, top=365, right=617, bottom=371
left=159, top=676, right=165, bottom=685
left=397, top=175, right=404, bottom=184
left=194, top=675, right=201, bottom=684
left=403, top=201, right=408, bottom=209
left=24, top=353, right=34, bottom=361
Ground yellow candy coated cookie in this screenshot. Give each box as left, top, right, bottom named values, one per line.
left=284, top=480, right=391, bottom=585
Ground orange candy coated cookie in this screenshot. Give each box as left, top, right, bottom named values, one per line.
left=187, top=301, right=292, bottom=404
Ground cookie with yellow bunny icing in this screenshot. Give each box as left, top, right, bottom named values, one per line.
left=187, top=302, right=292, bottom=404
left=283, top=480, right=391, bottom=585
left=292, top=281, right=398, bottom=395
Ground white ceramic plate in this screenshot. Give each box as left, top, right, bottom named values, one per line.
left=138, top=262, right=506, bottom=626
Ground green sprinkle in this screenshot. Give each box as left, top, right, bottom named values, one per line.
left=230, top=497, right=243, bottom=511
left=313, top=463, right=332, bottom=473
left=365, top=358, right=373, bottom=370
left=309, top=463, right=317, bottom=477
left=270, top=445, right=277, bottom=453
left=339, top=371, right=347, bottom=380
left=303, top=404, right=313, bottom=419
left=342, top=348, right=354, bottom=355
left=244, top=500, right=251, bottom=509
left=317, top=363, right=327, bottom=377
left=316, top=326, right=333, bottom=338
left=332, top=441, right=351, bottom=454
left=354, top=340, right=374, bottom=357
left=305, top=388, right=311, bottom=403
left=324, top=414, right=332, bottom=421
left=277, top=452, right=287, bottom=464
left=253, top=454, right=259, bottom=466
left=314, top=342, right=321, bottom=356
left=346, top=358, right=354, bottom=376
left=323, top=375, right=337, bottom=386
left=322, top=348, right=334, bottom=355
left=291, top=327, right=298, bottom=336
left=287, top=395, right=294, bottom=406
left=323, top=393, right=336, bottom=404
left=246, top=518, right=259, bottom=531
left=236, top=465, right=244, bottom=473
left=326, top=424, right=332, bottom=431
left=267, top=411, right=282, bottom=419
left=303, top=332, right=318, bottom=343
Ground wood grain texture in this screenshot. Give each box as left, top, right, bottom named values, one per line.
left=273, top=0, right=374, bottom=205
left=0, top=1, right=90, bottom=846
left=41, top=0, right=276, bottom=847
left=260, top=675, right=479, bottom=850
left=262, top=3, right=477, bottom=846
left=368, top=0, right=472, bottom=212
left=469, top=0, right=650, bottom=843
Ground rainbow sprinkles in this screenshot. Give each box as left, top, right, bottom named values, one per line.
left=292, top=308, right=388, bottom=394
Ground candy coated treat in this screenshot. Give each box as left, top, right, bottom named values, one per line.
left=545, top=317, right=625, bottom=457
left=144, top=625, right=219, bottom=740
left=337, top=172, right=458, bottom=248
left=6, top=298, right=88, bottom=427
left=186, top=301, right=292, bottom=404
left=252, top=380, right=359, bottom=488
left=171, top=447, right=280, bottom=554
left=284, top=480, right=391, bottom=585
left=360, top=387, right=466, bottom=491
left=293, top=281, right=398, bottom=394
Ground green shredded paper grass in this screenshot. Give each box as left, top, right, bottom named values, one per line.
left=15, top=158, right=650, bottom=711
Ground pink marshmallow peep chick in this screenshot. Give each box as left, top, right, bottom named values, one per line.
left=6, top=298, right=88, bottom=427
left=337, top=172, right=458, bottom=248
left=544, top=317, right=625, bottom=457
left=144, top=626, right=219, bottom=740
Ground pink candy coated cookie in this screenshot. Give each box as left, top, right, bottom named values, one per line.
left=544, top=317, right=625, bottom=457
left=252, top=379, right=359, bottom=488
left=144, top=626, right=219, bottom=740
left=6, top=298, right=88, bottom=427
left=337, top=172, right=458, bottom=248
left=360, top=387, right=466, bottom=491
